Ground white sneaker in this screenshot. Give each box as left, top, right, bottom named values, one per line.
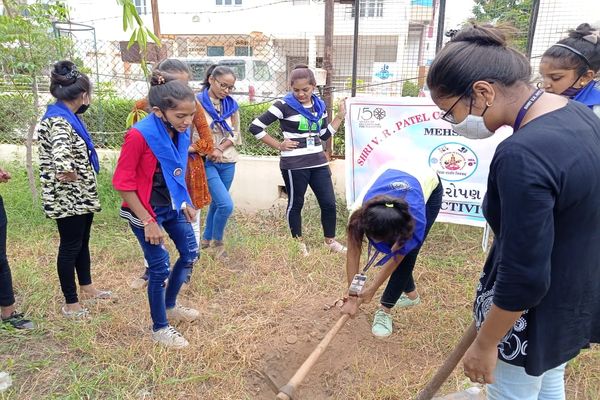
left=152, top=325, right=189, bottom=348
left=166, top=304, right=200, bottom=322
left=325, top=239, right=347, bottom=254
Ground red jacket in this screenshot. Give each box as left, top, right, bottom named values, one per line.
left=112, top=128, right=158, bottom=218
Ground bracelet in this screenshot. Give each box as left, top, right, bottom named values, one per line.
left=142, top=217, right=156, bottom=226
left=278, top=142, right=283, bottom=151
left=215, top=147, right=224, bottom=153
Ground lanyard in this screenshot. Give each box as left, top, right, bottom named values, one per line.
left=513, top=88, right=544, bottom=131
left=362, top=242, right=383, bottom=274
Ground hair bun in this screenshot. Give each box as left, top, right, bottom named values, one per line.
left=150, top=70, right=171, bottom=87
left=292, top=64, right=309, bottom=70
left=50, top=60, right=80, bottom=86
left=568, top=23, right=599, bottom=44
left=451, top=24, right=507, bottom=47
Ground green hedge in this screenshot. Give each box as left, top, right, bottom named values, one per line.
left=75, top=97, right=347, bottom=157
left=0, top=93, right=35, bottom=143
left=81, top=98, right=135, bottom=148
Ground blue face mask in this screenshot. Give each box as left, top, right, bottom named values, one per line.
left=560, top=74, right=584, bottom=99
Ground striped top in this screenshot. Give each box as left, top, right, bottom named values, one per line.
left=249, top=98, right=336, bottom=170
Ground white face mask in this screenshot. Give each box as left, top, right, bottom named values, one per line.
left=451, top=114, right=494, bottom=140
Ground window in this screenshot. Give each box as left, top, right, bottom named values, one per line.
left=253, top=61, right=271, bottom=81
left=219, top=60, right=246, bottom=80
left=207, top=46, right=225, bottom=56
left=235, top=46, right=253, bottom=56
left=134, top=0, right=147, bottom=15
left=349, top=0, right=384, bottom=18
left=216, top=0, right=242, bottom=4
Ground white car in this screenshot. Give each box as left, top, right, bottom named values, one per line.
left=176, top=57, right=278, bottom=103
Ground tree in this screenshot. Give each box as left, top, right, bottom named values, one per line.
left=117, top=0, right=160, bottom=76
left=0, top=0, right=70, bottom=199
left=471, top=0, right=534, bottom=52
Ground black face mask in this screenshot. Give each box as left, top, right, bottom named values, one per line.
left=75, top=103, right=90, bottom=114
left=160, top=110, right=178, bottom=133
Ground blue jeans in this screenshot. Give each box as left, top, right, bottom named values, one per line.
left=487, top=360, right=567, bottom=400
left=130, top=206, right=198, bottom=331
left=203, top=161, right=235, bottom=242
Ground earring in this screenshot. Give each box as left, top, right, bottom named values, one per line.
left=485, top=101, right=493, bottom=107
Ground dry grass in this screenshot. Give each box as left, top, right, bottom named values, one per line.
left=0, top=168, right=598, bottom=399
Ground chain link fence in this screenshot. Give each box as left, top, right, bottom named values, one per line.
left=1, top=0, right=598, bottom=158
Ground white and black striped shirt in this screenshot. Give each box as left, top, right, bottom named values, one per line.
left=249, top=99, right=336, bottom=170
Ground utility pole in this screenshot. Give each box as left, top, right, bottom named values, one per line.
left=350, top=0, right=360, bottom=97
left=150, top=0, right=161, bottom=37
left=323, top=0, right=334, bottom=155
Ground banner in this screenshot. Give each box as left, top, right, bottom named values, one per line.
left=345, top=96, right=512, bottom=228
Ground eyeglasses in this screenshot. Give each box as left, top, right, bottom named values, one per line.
left=441, top=92, right=467, bottom=124
left=441, top=81, right=494, bottom=123
left=213, top=77, right=235, bottom=92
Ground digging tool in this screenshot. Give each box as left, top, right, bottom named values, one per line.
left=275, top=299, right=360, bottom=400
left=414, top=321, right=477, bottom=400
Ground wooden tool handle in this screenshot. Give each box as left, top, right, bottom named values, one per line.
left=276, top=301, right=360, bottom=399
left=414, top=321, right=477, bottom=400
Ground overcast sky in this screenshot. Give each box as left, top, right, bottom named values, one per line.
left=445, top=0, right=475, bottom=29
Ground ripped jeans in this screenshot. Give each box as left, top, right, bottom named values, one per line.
left=130, top=206, right=198, bottom=331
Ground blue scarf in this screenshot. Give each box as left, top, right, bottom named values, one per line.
left=42, top=102, right=100, bottom=173
left=283, top=93, right=326, bottom=128
left=198, top=89, right=239, bottom=135
left=574, top=80, right=600, bottom=109
left=133, top=113, right=192, bottom=211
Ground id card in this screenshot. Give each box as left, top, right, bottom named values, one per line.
left=306, top=137, right=315, bottom=148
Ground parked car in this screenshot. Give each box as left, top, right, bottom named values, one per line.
left=175, top=57, right=278, bottom=102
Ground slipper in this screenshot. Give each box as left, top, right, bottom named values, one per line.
left=61, top=306, right=90, bottom=320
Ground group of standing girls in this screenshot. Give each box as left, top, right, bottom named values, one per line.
left=112, top=61, right=241, bottom=347
left=126, top=60, right=240, bottom=290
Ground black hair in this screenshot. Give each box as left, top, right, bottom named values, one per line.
left=426, top=24, right=531, bottom=99
left=542, top=23, right=600, bottom=74
left=202, top=64, right=236, bottom=89
left=148, top=70, right=195, bottom=110
left=49, top=60, right=92, bottom=101
left=289, top=64, right=317, bottom=86
left=154, top=58, right=191, bottom=77
left=347, top=195, right=415, bottom=250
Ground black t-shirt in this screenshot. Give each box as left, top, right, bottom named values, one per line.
left=476, top=101, right=600, bottom=376
left=150, top=133, right=178, bottom=207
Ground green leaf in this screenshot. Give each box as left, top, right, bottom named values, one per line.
left=138, top=27, right=147, bottom=50
left=146, top=28, right=161, bottom=46
left=127, top=28, right=137, bottom=49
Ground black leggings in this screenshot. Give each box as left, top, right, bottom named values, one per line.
left=380, top=182, right=443, bottom=308
left=281, top=165, right=337, bottom=238
left=56, top=213, right=94, bottom=304
left=0, top=196, right=15, bottom=308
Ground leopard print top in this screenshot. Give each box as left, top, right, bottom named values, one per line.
left=37, top=117, right=101, bottom=219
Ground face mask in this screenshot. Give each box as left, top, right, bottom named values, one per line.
left=559, top=74, right=585, bottom=99
left=451, top=113, right=494, bottom=140
left=159, top=110, right=178, bottom=133
left=75, top=103, right=89, bottom=114
left=561, top=85, right=583, bottom=99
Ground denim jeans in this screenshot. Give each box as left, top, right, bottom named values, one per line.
left=487, top=359, right=567, bottom=400
left=130, top=206, right=198, bottom=331
left=203, top=161, right=235, bottom=242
